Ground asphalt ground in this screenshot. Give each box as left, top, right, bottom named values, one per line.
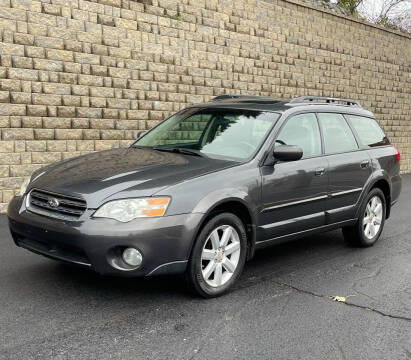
left=1, top=175, right=410, bottom=359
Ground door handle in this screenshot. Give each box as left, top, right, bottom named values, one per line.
left=360, top=160, right=370, bottom=169
left=315, top=167, right=325, bottom=176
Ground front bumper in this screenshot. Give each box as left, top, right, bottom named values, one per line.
left=8, top=195, right=203, bottom=277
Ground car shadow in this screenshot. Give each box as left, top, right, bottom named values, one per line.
left=248, top=229, right=347, bottom=269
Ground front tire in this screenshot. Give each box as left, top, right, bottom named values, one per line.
left=187, top=213, right=247, bottom=298
left=342, top=188, right=386, bottom=247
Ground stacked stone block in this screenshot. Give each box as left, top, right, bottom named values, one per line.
left=0, top=0, right=410, bottom=211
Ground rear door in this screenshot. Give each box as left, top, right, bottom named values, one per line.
left=259, top=113, right=328, bottom=241
left=346, top=114, right=401, bottom=207
left=317, top=112, right=372, bottom=224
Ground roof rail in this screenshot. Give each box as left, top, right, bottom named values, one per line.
left=290, top=96, right=361, bottom=108
left=210, top=94, right=272, bottom=102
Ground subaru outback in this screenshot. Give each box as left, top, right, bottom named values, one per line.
left=8, top=95, right=401, bottom=297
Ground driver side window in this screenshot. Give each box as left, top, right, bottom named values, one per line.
left=276, top=113, right=322, bottom=158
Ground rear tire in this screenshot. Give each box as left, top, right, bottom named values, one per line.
left=342, top=188, right=386, bottom=247
left=186, top=213, right=247, bottom=298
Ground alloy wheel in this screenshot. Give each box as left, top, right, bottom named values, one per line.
left=363, top=195, right=383, bottom=239
left=201, top=225, right=241, bottom=287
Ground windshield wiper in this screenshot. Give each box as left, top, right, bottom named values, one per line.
left=152, top=147, right=205, bottom=157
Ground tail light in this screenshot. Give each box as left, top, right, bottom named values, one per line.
left=393, top=147, right=400, bottom=163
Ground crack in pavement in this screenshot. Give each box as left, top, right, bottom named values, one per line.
left=237, top=242, right=411, bottom=324
left=275, top=281, right=411, bottom=323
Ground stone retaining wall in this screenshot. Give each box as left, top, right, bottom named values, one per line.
left=0, top=0, right=410, bottom=211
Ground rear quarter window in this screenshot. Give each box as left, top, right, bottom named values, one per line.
left=346, top=115, right=390, bottom=147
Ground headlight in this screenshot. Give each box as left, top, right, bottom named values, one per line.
left=93, top=197, right=170, bottom=222
left=18, top=177, right=31, bottom=196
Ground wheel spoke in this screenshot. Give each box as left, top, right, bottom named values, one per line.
left=374, top=217, right=381, bottom=225
left=373, top=203, right=382, bottom=215
left=369, top=223, right=376, bottom=237
left=363, top=216, right=370, bottom=224
left=209, top=230, right=220, bottom=249
left=366, top=204, right=372, bottom=216
left=222, top=257, right=236, bottom=273
left=364, top=223, right=370, bottom=236
left=202, top=249, right=215, bottom=261
left=214, top=263, right=223, bottom=286
left=202, top=261, right=216, bottom=280
left=371, top=197, right=378, bottom=211
left=225, top=242, right=240, bottom=255
left=220, top=226, right=232, bottom=247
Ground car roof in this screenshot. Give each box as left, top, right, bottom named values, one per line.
left=189, top=95, right=375, bottom=118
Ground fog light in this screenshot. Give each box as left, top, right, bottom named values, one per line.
left=122, top=248, right=142, bottom=267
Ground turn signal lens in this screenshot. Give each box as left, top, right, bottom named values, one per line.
left=141, top=208, right=166, bottom=217
left=147, top=197, right=170, bottom=206
left=93, top=197, right=170, bottom=222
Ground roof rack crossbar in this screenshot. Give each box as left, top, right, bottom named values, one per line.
left=210, top=94, right=270, bottom=102
left=290, top=96, right=361, bottom=108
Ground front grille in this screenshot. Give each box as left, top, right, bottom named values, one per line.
left=28, top=189, right=87, bottom=220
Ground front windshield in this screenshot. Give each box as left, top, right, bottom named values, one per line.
left=133, top=108, right=279, bottom=160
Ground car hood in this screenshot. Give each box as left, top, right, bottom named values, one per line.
left=29, top=148, right=238, bottom=208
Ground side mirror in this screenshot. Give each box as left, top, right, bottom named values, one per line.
left=137, top=130, right=147, bottom=139
left=273, top=145, right=303, bottom=162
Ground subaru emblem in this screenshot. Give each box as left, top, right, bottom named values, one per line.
left=48, top=198, right=59, bottom=208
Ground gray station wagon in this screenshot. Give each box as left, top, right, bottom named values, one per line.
left=8, top=95, right=401, bottom=297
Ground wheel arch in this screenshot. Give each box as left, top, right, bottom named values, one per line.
left=190, top=198, right=257, bottom=262
left=359, top=174, right=392, bottom=219
left=370, top=178, right=391, bottom=219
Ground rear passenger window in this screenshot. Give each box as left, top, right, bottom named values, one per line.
left=318, top=113, right=358, bottom=154
left=346, top=115, right=390, bottom=147
left=276, top=113, right=321, bottom=158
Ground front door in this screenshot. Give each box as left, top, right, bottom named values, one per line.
left=259, top=113, right=328, bottom=242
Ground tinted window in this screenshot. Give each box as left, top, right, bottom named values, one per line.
left=276, top=113, right=321, bottom=158
left=135, top=109, right=278, bottom=160
left=318, top=113, right=358, bottom=154
left=146, top=111, right=211, bottom=146
left=346, top=115, right=389, bottom=147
